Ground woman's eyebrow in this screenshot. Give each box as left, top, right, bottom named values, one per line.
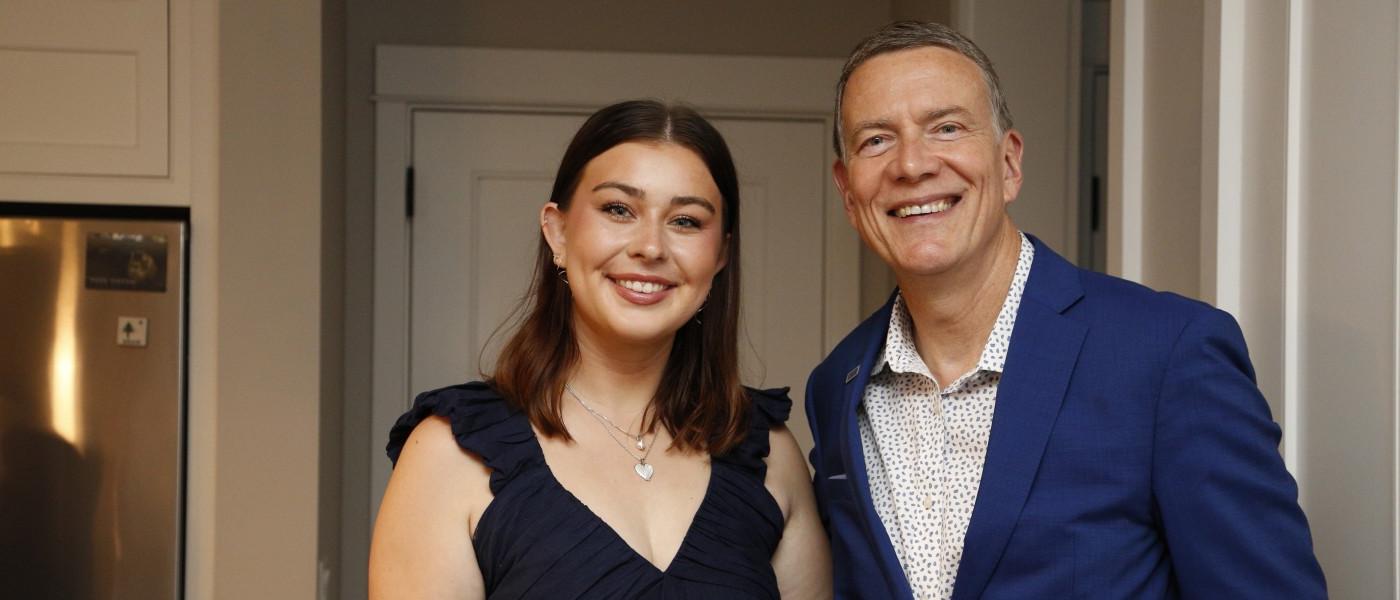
left=672, top=196, right=716, bottom=214
left=592, top=181, right=643, bottom=197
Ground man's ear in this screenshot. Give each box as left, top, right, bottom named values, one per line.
left=540, top=203, right=566, bottom=262
left=833, top=159, right=859, bottom=227
left=1000, top=129, right=1025, bottom=205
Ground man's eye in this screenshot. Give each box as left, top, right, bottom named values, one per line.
left=864, top=135, right=887, bottom=148
left=937, top=123, right=961, bottom=135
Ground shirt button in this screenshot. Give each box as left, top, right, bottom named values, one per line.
left=922, top=494, right=934, bottom=509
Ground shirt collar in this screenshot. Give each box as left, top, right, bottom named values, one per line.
left=873, top=232, right=1036, bottom=378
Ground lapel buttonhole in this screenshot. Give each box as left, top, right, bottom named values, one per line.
left=845, top=365, right=860, bottom=384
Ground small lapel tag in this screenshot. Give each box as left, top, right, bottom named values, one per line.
left=845, top=365, right=860, bottom=384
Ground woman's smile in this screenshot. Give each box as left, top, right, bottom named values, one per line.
left=609, top=273, right=678, bottom=305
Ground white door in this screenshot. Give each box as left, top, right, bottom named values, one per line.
left=410, top=108, right=829, bottom=455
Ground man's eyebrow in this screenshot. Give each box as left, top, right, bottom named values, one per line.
left=848, top=118, right=894, bottom=138
left=672, top=196, right=716, bottom=214
left=592, top=181, right=643, bottom=197
left=922, top=106, right=972, bottom=122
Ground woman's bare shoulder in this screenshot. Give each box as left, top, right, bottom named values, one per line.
left=392, top=416, right=493, bottom=511
left=764, top=425, right=813, bottom=518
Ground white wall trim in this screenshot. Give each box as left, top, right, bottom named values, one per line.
left=1208, top=0, right=1245, bottom=315
left=369, top=45, right=854, bottom=523
left=1282, top=0, right=1305, bottom=479
left=1108, top=0, right=1144, bottom=280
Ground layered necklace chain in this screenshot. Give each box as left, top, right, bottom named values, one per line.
left=564, top=383, right=656, bottom=481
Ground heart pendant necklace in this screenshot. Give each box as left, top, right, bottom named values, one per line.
left=567, top=383, right=657, bottom=481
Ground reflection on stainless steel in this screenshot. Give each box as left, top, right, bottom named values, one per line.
left=0, top=212, right=185, bottom=600
left=50, top=221, right=82, bottom=449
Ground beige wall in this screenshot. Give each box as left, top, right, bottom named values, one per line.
left=1141, top=0, right=1204, bottom=298
left=216, top=0, right=324, bottom=597
left=957, top=0, right=1079, bottom=260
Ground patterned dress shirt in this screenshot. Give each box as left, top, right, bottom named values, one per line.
left=856, top=232, right=1034, bottom=599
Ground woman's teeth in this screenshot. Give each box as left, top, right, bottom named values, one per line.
left=895, top=198, right=955, bottom=218
left=616, top=279, right=668, bottom=294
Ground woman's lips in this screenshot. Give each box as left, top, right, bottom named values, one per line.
left=609, top=276, right=676, bottom=306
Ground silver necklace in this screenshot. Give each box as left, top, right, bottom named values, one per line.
left=564, top=383, right=647, bottom=450
left=565, top=384, right=657, bottom=481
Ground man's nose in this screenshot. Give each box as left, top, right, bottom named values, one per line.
left=890, top=137, right=942, bottom=182
left=628, top=220, right=667, bottom=261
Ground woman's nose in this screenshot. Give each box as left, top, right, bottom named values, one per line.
left=628, top=220, right=666, bottom=261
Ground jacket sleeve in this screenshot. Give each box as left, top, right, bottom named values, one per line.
left=1151, top=307, right=1327, bottom=597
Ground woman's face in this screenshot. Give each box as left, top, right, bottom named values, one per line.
left=542, top=141, right=728, bottom=348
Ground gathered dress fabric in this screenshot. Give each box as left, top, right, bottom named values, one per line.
left=386, top=382, right=793, bottom=599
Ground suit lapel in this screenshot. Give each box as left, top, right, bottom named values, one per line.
left=952, top=237, right=1087, bottom=600
left=837, top=293, right=916, bottom=599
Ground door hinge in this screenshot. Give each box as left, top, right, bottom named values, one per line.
left=405, top=166, right=416, bottom=219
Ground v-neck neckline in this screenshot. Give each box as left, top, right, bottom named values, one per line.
left=531, top=427, right=718, bottom=575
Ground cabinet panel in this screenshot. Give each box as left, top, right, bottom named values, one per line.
left=0, top=0, right=168, bottom=176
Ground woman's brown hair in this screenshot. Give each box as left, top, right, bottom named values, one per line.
left=488, top=100, right=748, bottom=455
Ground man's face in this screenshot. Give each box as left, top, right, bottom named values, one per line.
left=833, top=46, right=1023, bottom=281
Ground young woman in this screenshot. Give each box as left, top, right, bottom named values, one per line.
left=369, top=100, right=831, bottom=599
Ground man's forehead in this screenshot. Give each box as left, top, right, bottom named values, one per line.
left=843, top=46, right=989, bottom=114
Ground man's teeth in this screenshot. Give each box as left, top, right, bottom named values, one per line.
left=895, top=198, right=955, bottom=218
left=617, top=279, right=668, bottom=294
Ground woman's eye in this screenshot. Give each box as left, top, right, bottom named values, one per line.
left=602, top=203, right=632, bottom=218
left=671, top=215, right=701, bottom=229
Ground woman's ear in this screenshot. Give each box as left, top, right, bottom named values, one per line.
left=541, top=203, right=566, bottom=264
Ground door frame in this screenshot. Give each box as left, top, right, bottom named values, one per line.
left=370, top=45, right=855, bottom=518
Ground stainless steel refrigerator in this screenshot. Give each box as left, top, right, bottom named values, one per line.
left=0, top=204, right=186, bottom=599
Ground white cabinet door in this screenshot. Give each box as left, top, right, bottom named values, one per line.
left=0, top=0, right=168, bottom=176
left=410, top=109, right=828, bottom=455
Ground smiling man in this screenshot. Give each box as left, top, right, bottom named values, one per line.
left=804, top=21, right=1326, bottom=599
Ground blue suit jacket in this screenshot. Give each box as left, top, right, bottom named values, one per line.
left=805, top=236, right=1326, bottom=599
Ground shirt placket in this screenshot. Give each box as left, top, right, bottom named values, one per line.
left=918, top=374, right=947, bottom=598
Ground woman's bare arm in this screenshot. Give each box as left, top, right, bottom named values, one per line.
left=369, top=416, right=492, bottom=600
left=767, top=426, right=833, bottom=600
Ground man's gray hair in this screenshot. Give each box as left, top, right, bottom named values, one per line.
left=833, top=21, right=1014, bottom=157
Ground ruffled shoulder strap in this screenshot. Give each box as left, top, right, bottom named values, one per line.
left=717, top=386, right=793, bottom=480
left=385, top=381, right=543, bottom=494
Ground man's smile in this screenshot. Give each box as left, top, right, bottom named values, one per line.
left=888, top=195, right=962, bottom=218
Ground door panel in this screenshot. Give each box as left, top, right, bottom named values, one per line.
left=410, top=109, right=827, bottom=455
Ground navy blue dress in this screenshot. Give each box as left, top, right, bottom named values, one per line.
left=386, top=382, right=793, bottom=599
